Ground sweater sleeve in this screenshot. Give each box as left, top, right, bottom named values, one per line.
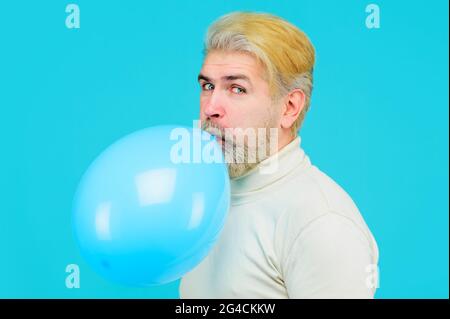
left=281, top=212, right=378, bottom=299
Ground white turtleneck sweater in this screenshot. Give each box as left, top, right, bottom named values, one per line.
left=179, top=136, right=379, bottom=299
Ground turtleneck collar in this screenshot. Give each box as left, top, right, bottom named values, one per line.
left=229, top=136, right=309, bottom=199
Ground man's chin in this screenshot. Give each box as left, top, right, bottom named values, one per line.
left=226, top=162, right=259, bottom=179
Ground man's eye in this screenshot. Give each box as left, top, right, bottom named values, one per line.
left=202, top=83, right=214, bottom=91
left=231, top=86, right=246, bottom=94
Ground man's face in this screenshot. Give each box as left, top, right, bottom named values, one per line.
left=198, top=50, right=281, bottom=178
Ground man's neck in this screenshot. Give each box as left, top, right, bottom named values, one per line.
left=277, top=133, right=297, bottom=153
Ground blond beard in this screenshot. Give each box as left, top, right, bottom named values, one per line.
left=201, top=120, right=277, bottom=179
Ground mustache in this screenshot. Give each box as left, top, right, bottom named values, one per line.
left=201, top=120, right=227, bottom=140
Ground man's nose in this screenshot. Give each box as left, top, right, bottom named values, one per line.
left=203, top=94, right=225, bottom=120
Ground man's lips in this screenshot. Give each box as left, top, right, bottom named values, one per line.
left=204, top=128, right=228, bottom=145
left=215, top=135, right=225, bottom=144
left=211, top=134, right=230, bottom=148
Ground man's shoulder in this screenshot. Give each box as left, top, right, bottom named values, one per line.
left=279, top=163, right=360, bottom=218
left=273, top=163, right=376, bottom=255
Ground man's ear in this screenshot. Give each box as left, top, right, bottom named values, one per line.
left=280, top=89, right=306, bottom=129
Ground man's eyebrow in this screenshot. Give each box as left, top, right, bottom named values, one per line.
left=197, top=73, right=252, bottom=84
left=197, top=74, right=211, bottom=82
left=222, top=74, right=251, bottom=83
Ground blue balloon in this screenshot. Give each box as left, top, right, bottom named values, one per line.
left=72, top=125, right=230, bottom=286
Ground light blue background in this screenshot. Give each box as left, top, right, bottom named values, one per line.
left=0, top=0, right=448, bottom=298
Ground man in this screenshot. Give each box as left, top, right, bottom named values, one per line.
left=179, top=11, right=379, bottom=299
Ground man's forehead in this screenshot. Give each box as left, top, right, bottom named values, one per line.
left=201, top=62, right=255, bottom=74
left=204, top=50, right=257, bottom=65
left=200, top=51, right=263, bottom=78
